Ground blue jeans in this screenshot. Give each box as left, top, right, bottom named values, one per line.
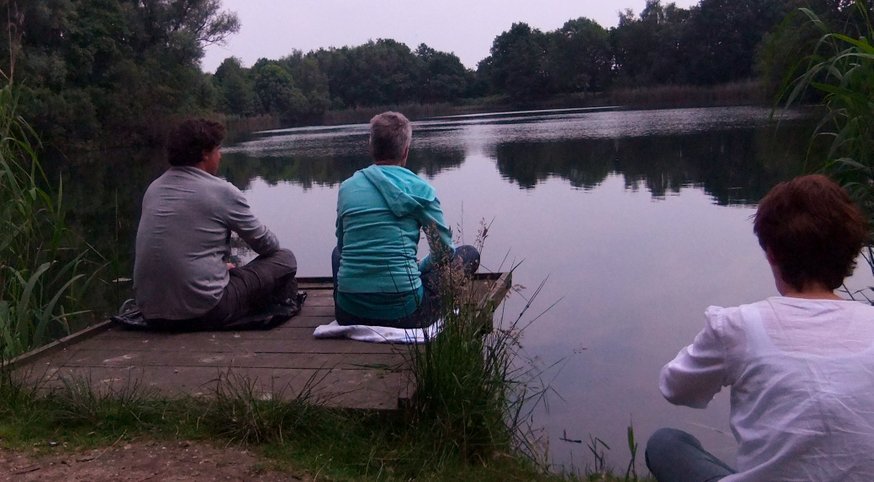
left=331, top=245, right=480, bottom=329
left=646, top=428, right=735, bottom=482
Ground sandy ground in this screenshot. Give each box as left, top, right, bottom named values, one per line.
left=0, top=439, right=304, bottom=481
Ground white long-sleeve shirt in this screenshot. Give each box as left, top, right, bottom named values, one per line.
left=661, top=297, right=874, bottom=481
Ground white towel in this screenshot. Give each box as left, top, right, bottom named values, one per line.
left=312, top=319, right=443, bottom=343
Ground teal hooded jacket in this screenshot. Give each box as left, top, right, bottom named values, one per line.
left=335, top=165, right=454, bottom=318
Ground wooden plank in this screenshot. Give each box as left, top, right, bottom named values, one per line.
left=59, top=349, right=405, bottom=371
left=9, top=274, right=510, bottom=411
left=20, top=365, right=410, bottom=410
left=3, top=320, right=113, bottom=369
left=67, top=335, right=405, bottom=354
left=480, top=271, right=512, bottom=309
left=95, top=313, right=337, bottom=336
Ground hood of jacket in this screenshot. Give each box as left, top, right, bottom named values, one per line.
left=360, top=165, right=436, bottom=217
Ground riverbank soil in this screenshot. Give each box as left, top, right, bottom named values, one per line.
left=0, top=439, right=301, bottom=481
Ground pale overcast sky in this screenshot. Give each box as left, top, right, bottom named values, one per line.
left=201, top=0, right=700, bottom=73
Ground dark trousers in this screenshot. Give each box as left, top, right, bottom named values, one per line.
left=331, top=245, right=480, bottom=329
left=645, top=428, right=736, bottom=482
left=159, top=248, right=297, bottom=330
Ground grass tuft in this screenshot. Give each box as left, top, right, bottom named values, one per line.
left=196, top=369, right=329, bottom=445
left=405, top=223, right=555, bottom=470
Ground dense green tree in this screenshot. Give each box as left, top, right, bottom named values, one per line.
left=611, top=1, right=692, bottom=86
left=1, top=0, right=239, bottom=147
left=479, top=23, right=550, bottom=100
left=310, top=46, right=354, bottom=109
left=251, top=58, right=304, bottom=116
left=213, top=57, right=256, bottom=115
left=310, top=40, right=421, bottom=107
left=681, top=0, right=789, bottom=85
left=280, top=51, right=330, bottom=118
left=414, top=44, right=471, bottom=103
left=545, top=17, right=612, bottom=92
left=349, top=39, right=419, bottom=105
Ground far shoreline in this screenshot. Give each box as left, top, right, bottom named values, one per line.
left=224, top=79, right=780, bottom=140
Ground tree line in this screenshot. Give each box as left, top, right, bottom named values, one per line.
left=2, top=0, right=871, bottom=148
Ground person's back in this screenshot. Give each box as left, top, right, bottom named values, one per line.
left=647, top=174, right=874, bottom=481
left=666, top=298, right=874, bottom=480
left=332, top=111, right=478, bottom=328
left=336, top=164, right=447, bottom=295
left=133, top=118, right=298, bottom=330
left=135, top=166, right=258, bottom=319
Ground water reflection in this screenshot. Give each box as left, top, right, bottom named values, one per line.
left=220, top=107, right=814, bottom=207
left=494, top=127, right=810, bottom=205
left=220, top=148, right=465, bottom=190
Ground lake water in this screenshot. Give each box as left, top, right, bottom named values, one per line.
left=67, top=106, right=874, bottom=472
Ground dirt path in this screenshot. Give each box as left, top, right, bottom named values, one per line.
left=0, top=439, right=304, bottom=481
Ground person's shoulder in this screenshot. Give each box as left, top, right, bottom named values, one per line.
left=383, top=166, right=436, bottom=194
left=704, top=301, right=767, bottom=336
left=181, top=168, right=245, bottom=202
left=344, top=167, right=368, bottom=183
left=338, top=168, right=368, bottom=193
left=390, top=165, right=429, bottom=183
left=215, top=177, right=245, bottom=201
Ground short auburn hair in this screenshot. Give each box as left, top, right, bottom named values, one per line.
left=166, top=118, right=225, bottom=166
left=754, top=174, right=868, bottom=291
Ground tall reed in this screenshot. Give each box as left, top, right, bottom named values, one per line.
left=783, top=1, right=874, bottom=221
left=407, top=227, right=553, bottom=467
left=0, top=86, right=99, bottom=358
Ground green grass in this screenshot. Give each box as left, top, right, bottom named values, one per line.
left=0, top=367, right=566, bottom=480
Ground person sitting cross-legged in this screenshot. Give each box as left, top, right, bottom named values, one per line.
left=331, top=111, right=479, bottom=329
left=646, top=174, right=874, bottom=481
left=133, top=118, right=300, bottom=330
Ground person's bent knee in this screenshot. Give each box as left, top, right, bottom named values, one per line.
left=454, top=245, right=480, bottom=274
left=647, top=427, right=691, bottom=461
left=269, top=248, right=297, bottom=272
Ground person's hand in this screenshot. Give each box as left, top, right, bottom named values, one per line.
left=226, top=262, right=236, bottom=270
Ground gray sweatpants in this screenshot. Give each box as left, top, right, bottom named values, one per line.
left=190, top=248, right=297, bottom=329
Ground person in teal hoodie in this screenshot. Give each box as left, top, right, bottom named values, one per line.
left=332, top=111, right=479, bottom=328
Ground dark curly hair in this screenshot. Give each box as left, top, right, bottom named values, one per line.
left=166, top=118, right=225, bottom=166
left=754, top=174, right=868, bottom=291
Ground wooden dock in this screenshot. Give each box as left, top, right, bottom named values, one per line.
left=10, top=273, right=511, bottom=410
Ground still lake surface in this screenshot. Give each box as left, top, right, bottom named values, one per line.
left=74, top=106, right=874, bottom=471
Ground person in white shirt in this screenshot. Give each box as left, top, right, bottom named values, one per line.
left=647, top=174, right=874, bottom=481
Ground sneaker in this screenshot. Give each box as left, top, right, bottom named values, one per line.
left=277, top=291, right=307, bottom=317
left=110, top=300, right=151, bottom=330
